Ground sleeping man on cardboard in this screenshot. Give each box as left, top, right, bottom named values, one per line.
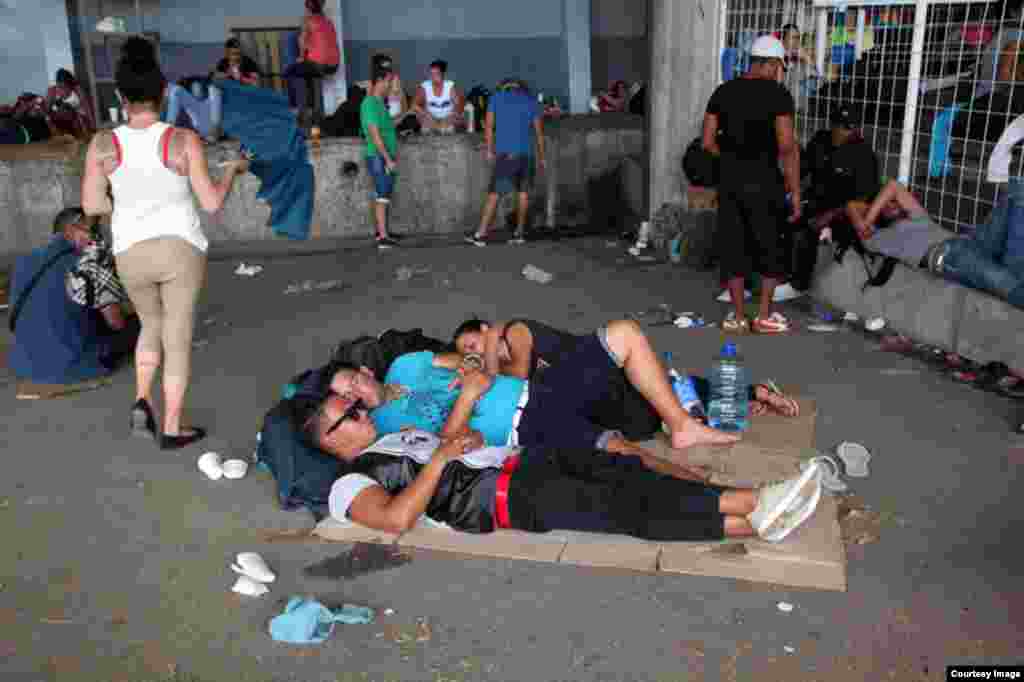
left=264, top=317, right=823, bottom=545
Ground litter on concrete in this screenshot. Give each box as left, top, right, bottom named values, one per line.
left=674, top=314, right=708, bottom=329
left=234, top=263, right=263, bottom=277
left=231, top=575, right=269, bottom=597
left=395, top=266, right=431, bottom=282
left=522, top=265, right=554, bottom=284
left=866, top=317, right=887, bottom=332
left=284, top=279, right=346, bottom=295
left=843, top=312, right=860, bottom=322
left=807, top=324, right=840, bottom=333
left=777, top=602, right=794, bottom=613
left=232, top=552, right=276, bottom=583
left=837, top=442, right=871, bottom=478
left=269, top=597, right=375, bottom=644
left=784, top=645, right=796, bottom=654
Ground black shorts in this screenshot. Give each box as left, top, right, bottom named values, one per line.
left=716, top=164, right=788, bottom=281
left=508, top=447, right=726, bottom=541
left=488, top=153, right=533, bottom=194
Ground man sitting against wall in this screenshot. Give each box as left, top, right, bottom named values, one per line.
left=413, top=60, right=466, bottom=134
left=8, top=208, right=140, bottom=394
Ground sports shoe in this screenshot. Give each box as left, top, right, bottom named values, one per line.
left=772, top=283, right=805, bottom=302
left=760, top=478, right=822, bottom=543
left=749, top=461, right=822, bottom=540
left=752, top=312, right=791, bottom=334
left=376, top=236, right=400, bottom=249
left=464, top=231, right=487, bottom=247
left=716, top=289, right=752, bottom=303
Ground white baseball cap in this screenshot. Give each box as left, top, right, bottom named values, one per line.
left=750, top=35, right=787, bottom=62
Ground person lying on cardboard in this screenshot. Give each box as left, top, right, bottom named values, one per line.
left=451, top=317, right=801, bottom=425
left=292, top=391, right=824, bottom=542
left=313, top=320, right=740, bottom=464
left=8, top=207, right=140, bottom=391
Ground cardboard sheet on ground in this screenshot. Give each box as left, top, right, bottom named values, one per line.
left=15, top=376, right=113, bottom=400
left=313, top=397, right=846, bottom=591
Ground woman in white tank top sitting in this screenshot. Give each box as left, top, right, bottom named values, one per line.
left=81, top=37, right=249, bottom=450
left=413, top=59, right=465, bottom=133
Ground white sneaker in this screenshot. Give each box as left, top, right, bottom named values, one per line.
left=748, top=461, right=822, bottom=538
left=772, top=283, right=805, bottom=303
left=760, top=478, right=822, bottom=543
left=716, top=289, right=752, bottom=303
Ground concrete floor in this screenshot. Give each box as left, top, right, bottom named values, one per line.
left=0, top=234, right=1022, bottom=682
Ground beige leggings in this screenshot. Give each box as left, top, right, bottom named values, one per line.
left=115, top=237, right=206, bottom=383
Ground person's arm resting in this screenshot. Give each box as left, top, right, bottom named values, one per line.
left=776, top=113, right=801, bottom=205
left=439, top=370, right=492, bottom=438
left=367, top=123, right=394, bottom=165
left=185, top=130, right=244, bottom=212
left=498, top=323, right=532, bottom=379
left=347, top=435, right=479, bottom=533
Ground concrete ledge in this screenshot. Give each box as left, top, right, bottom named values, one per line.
left=0, top=114, right=645, bottom=264
left=813, top=251, right=1024, bottom=368
left=957, top=287, right=1024, bottom=368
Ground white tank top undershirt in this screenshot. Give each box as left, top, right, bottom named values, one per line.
left=422, top=80, right=455, bottom=119
left=108, top=122, right=207, bottom=255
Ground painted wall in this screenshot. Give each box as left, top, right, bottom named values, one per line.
left=146, top=0, right=571, bottom=105
left=591, top=0, right=648, bottom=88
left=0, top=0, right=75, bottom=102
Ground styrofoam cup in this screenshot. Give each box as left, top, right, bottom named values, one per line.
left=222, top=459, right=248, bottom=480
left=198, top=452, right=223, bottom=480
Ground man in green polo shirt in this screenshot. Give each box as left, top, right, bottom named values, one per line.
left=361, top=60, right=402, bottom=249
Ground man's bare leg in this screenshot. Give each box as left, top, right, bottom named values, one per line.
left=515, top=191, right=529, bottom=235
left=476, top=193, right=500, bottom=239
left=757, top=276, right=780, bottom=321
left=374, top=201, right=389, bottom=239
left=721, top=489, right=757, bottom=537
left=727, top=276, right=747, bottom=320
left=602, top=319, right=740, bottom=450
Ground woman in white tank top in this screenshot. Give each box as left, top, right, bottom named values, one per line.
left=414, top=59, right=465, bottom=133
left=82, top=37, right=248, bottom=450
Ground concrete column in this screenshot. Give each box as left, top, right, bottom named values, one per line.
left=647, top=0, right=722, bottom=215
left=322, top=0, right=348, bottom=113
left=563, top=0, right=592, bottom=114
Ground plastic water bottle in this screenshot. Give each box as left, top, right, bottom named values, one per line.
left=664, top=352, right=706, bottom=422
left=707, top=342, right=749, bottom=432
left=465, top=102, right=476, bottom=132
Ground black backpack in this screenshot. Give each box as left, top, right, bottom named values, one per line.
left=682, top=137, right=719, bottom=187
left=331, top=329, right=450, bottom=380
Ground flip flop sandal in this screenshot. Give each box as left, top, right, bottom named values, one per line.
left=753, top=383, right=800, bottom=417
left=722, top=314, right=749, bottom=334
left=950, top=370, right=979, bottom=384
left=880, top=336, right=915, bottom=353
left=995, top=375, right=1024, bottom=400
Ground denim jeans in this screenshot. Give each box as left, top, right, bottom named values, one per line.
left=936, top=179, right=1024, bottom=307
left=162, top=82, right=222, bottom=138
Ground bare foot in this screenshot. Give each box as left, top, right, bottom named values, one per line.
left=670, top=420, right=740, bottom=450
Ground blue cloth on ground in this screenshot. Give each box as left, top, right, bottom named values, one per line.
left=269, top=597, right=374, bottom=644
left=929, top=104, right=962, bottom=178
left=216, top=79, right=314, bottom=240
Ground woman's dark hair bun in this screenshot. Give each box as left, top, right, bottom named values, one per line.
left=120, top=37, right=157, bottom=67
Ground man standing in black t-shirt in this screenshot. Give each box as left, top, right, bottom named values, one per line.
left=703, top=35, right=801, bottom=334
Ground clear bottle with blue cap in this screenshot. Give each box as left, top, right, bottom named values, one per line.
left=707, top=341, right=749, bottom=432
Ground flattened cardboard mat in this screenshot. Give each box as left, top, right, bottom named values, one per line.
left=314, top=397, right=846, bottom=591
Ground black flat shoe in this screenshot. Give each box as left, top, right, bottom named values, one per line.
left=160, top=427, right=207, bottom=451
left=130, top=399, right=159, bottom=441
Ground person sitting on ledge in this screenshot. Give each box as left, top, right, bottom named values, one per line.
left=308, top=319, right=740, bottom=464
left=8, top=207, right=140, bottom=387
left=413, top=60, right=465, bottom=134
left=845, top=179, right=1024, bottom=308
left=292, top=395, right=824, bottom=543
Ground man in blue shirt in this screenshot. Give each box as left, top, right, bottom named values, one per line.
left=8, top=208, right=139, bottom=390
left=465, top=79, right=546, bottom=246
